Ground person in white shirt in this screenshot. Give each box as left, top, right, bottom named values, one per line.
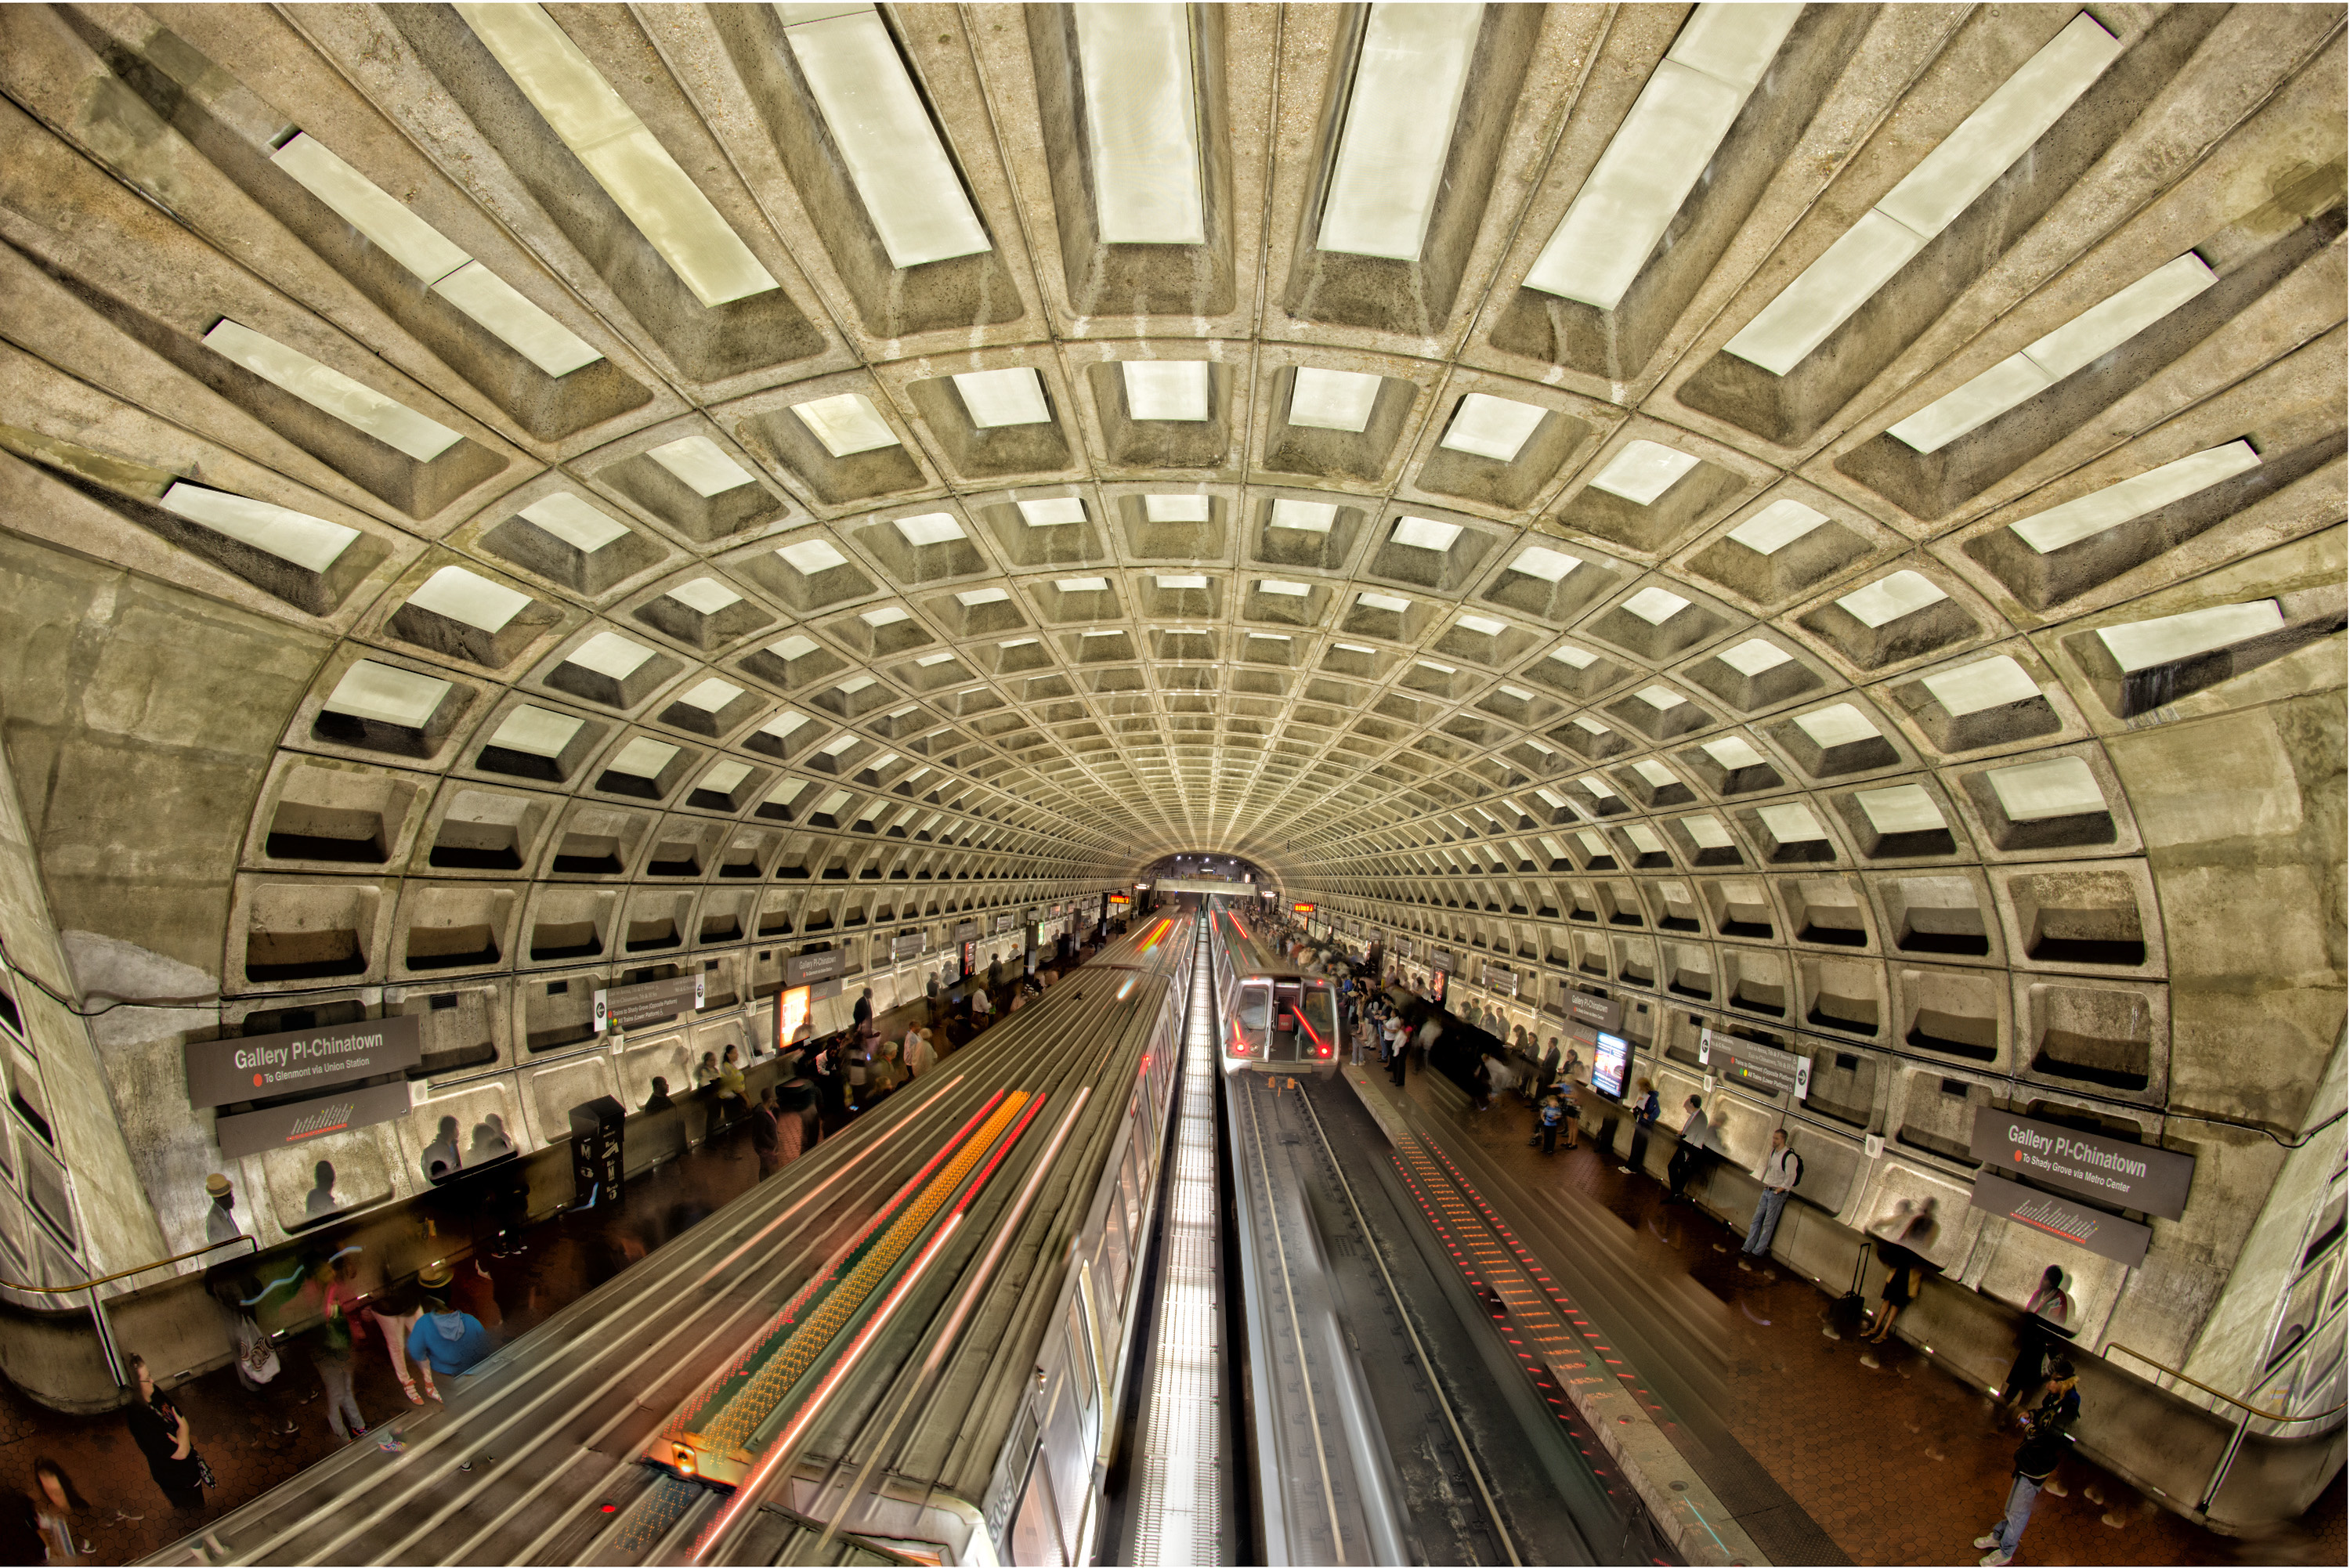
left=1738, top=1129, right=1802, bottom=1269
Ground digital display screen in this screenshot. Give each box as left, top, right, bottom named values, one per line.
left=1591, top=1031, right=1631, bottom=1102
left=776, top=986, right=811, bottom=1053
left=1430, top=971, right=1448, bottom=1005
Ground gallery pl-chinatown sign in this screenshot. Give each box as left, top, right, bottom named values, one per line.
left=1964, top=1109, right=2196, bottom=1267
left=186, top=1015, right=421, bottom=1109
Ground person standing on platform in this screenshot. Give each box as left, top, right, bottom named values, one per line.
left=1622, top=1078, right=1661, bottom=1176
left=124, top=1356, right=208, bottom=1514
left=1534, top=1092, right=1565, bottom=1154
left=970, top=985, right=994, bottom=1033
left=1976, top=1360, right=2081, bottom=1566
left=367, top=1263, right=439, bottom=1407
left=1738, top=1129, right=1802, bottom=1270
left=1666, top=1097, right=1709, bottom=1203
left=1559, top=1065, right=1582, bottom=1151
left=1996, top=1266, right=2074, bottom=1418
left=906, top=1028, right=936, bottom=1078
left=407, top=1262, right=494, bottom=1393
left=201, top=1175, right=240, bottom=1248
left=308, top=1255, right=369, bottom=1443
left=926, top=969, right=942, bottom=1028
left=750, top=1088, right=783, bottom=1179
left=851, top=987, right=873, bottom=1037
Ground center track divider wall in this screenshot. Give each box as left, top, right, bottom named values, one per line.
left=144, top=914, right=1198, bottom=1568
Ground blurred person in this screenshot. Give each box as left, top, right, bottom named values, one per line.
left=1666, top=1097, right=1709, bottom=1203
left=1622, top=1078, right=1661, bottom=1176
left=1997, top=1266, right=2076, bottom=1418
left=124, top=1356, right=208, bottom=1512
left=32, top=1459, right=93, bottom=1559
left=307, top=1255, right=368, bottom=1442
left=1976, top=1360, right=2081, bottom=1566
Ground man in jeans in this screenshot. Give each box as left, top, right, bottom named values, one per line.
left=1976, top=1359, right=2081, bottom=1565
left=1738, top=1129, right=1802, bottom=1270
left=1666, top=1097, right=1709, bottom=1203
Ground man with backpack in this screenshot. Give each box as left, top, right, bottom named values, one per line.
left=1738, top=1128, right=1802, bottom=1270
left=1666, top=1097, right=1709, bottom=1202
left=1976, top=1359, right=2081, bottom=1565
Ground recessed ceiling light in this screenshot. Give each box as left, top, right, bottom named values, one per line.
left=1123, top=360, right=1210, bottom=421
left=1702, top=735, right=1767, bottom=770
left=1144, top=494, right=1212, bottom=522
left=1550, top=645, right=1598, bottom=668
left=1072, top=3, right=1207, bottom=244
left=1921, top=656, right=2040, bottom=716
left=1057, top=576, right=1111, bottom=593
left=768, top=634, right=821, bottom=661
left=774, top=3, right=992, bottom=268
left=1727, top=499, right=1830, bottom=556
left=956, top=587, right=1011, bottom=606
left=792, top=392, right=900, bottom=457
left=699, top=759, right=752, bottom=794
left=1289, top=367, right=1382, bottom=432
left=953, top=367, right=1054, bottom=428
left=1590, top=439, right=1701, bottom=505
left=457, top=2, right=779, bottom=305
left=1633, top=760, right=1677, bottom=786
left=1835, top=569, right=1948, bottom=628
left=1506, top=544, right=1582, bottom=584
left=1439, top=393, right=1548, bottom=461
left=1756, top=801, right=1826, bottom=842
left=1889, top=253, right=2216, bottom=453
left=914, top=651, right=956, bottom=667
left=1580, top=775, right=1616, bottom=797
left=157, top=483, right=359, bottom=574
left=1621, top=586, right=1693, bottom=625
left=647, top=435, right=756, bottom=496
left=324, top=660, right=451, bottom=728
left=666, top=577, right=743, bottom=616
left=2095, top=600, right=2285, bottom=674
left=202, top=321, right=461, bottom=463
left=1356, top=591, right=1411, bottom=612
left=1724, top=13, right=2120, bottom=374
left=1987, top=756, right=2105, bottom=821
left=1716, top=638, right=1792, bottom=677
left=1571, top=716, right=1609, bottom=733
left=776, top=538, right=851, bottom=576
left=1390, top=515, right=1463, bottom=551
left=1524, top=3, right=1801, bottom=309
left=2009, top=441, right=2258, bottom=555
left=490, top=704, right=584, bottom=757
left=407, top=565, right=532, bottom=632
left=1018, top=497, right=1087, bottom=527
left=1270, top=499, right=1338, bottom=534
left=1257, top=580, right=1311, bottom=597
left=1855, top=782, right=1945, bottom=835
left=1455, top=613, right=1508, bottom=637
left=566, top=630, right=656, bottom=680
left=1158, top=573, right=1209, bottom=590
left=836, top=675, right=876, bottom=695
left=893, top=512, right=966, bottom=547
left=1793, top=703, right=1880, bottom=748
left=677, top=677, right=743, bottom=711
left=1317, top=2, right=1483, bottom=260
left=519, top=492, right=629, bottom=553
left=1415, top=658, right=1457, bottom=674
left=859, top=604, right=911, bottom=627
left=1633, top=684, right=1686, bottom=710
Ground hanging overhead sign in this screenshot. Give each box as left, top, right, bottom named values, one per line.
left=890, top=930, right=927, bottom=959
left=1969, top=1170, right=2153, bottom=1266
left=1567, top=992, right=1622, bottom=1031
left=1699, top=1027, right=1810, bottom=1100
left=215, top=1081, right=414, bottom=1158
left=783, top=949, right=843, bottom=987
left=595, top=974, right=703, bottom=1034
left=1969, top=1110, right=2195, bottom=1221
left=1486, top=964, right=1520, bottom=998
left=187, top=1015, right=421, bottom=1108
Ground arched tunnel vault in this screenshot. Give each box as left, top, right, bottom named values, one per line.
left=0, top=1, right=2339, bottom=1421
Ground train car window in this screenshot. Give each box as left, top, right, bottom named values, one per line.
left=1010, top=1451, right=1065, bottom=1566
left=1298, top=985, right=1337, bottom=1054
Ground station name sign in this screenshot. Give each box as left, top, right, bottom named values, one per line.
left=1969, top=1109, right=2193, bottom=1221
left=595, top=974, right=703, bottom=1034
left=1699, top=1027, right=1810, bottom=1101
left=187, top=1015, right=421, bottom=1109
left=785, top=949, right=844, bottom=987
left=1567, top=992, right=1622, bottom=1031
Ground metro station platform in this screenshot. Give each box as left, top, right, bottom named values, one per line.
left=1357, top=1044, right=2348, bottom=1566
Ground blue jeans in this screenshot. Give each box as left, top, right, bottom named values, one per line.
left=1991, top=1472, right=2043, bottom=1553
left=1741, top=1189, right=1789, bottom=1257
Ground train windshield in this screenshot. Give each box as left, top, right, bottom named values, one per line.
left=1296, top=984, right=1336, bottom=1049
left=1237, top=981, right=1274, bottom=1048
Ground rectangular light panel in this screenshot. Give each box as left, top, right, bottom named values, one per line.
left=1889, top=253, right=2217, bottom=453
left=1702, top=735, right=1768, bottom=770
left=457, top=2, right=778, bottom=305
left=1391, top=515, right=1463, bottom=551
left=1794, top=703, right=1881, bottom=747
left=1727, top=498, right=1829, bottom=555
left=1144, top=494, right=1211, bottom=522
left=1987, top=756, right=2104, bottom=821
left=202, top=321, right=462, bottom=463
left=1123, top=360, right=1210, bottom=421
left=1357, top=591, right=1410, bottom=612
left=273, top=132, right=470, bottom=282
left=1271, top=499, right=1338, bottom=533
left=776, top=4, right=991, bottom=268
left=953, top=367, right=1053, bottom=428
left=1524, top=3, right=1800, bottom=309
left=1682, top=815, right=1735, bottom=850
left=158, top=482, right=358, bottom=574
left=1756, top=801, right=1826, bottom=842
left=793, top=392, right=901, bottom=457
left=1621, top=586, right=1692, bottom=625
left=1589, top=439, right=1701, bottom=504
left=1922, top=656, right=2039, bottom=716
left=1318, top=3, right=1484, bottom=260
left=1716, top=638, right=1792, bottom=676
left=519, top=492, right=629, bottom=553
left=407, top=565, right=531, bottom=632
left=647, top=435, right=757, bottom=495
left=1855, top=782, right=1945, bottom=835
left=1288, top=367, right=1382, bottom=432
left=2095, top=599, right=2284, bottom=673
left=2010, top=440, right=2260, bottom=555
left=491, top=704, right=584, bottom=757
left=700, top=759, right=752, bottom=794
left=430, top=262, right=604, bottom=376
left=1257, top=580, right=1311, bottom=597
left=893, top=513, right=966, bottom=547
left=1157, top=573, right=1209, bottom=589
left=1456, top=613, right=1508, bottom=636
left=1440, top=393, right=1548, bottom=461
left=567, top=630, right=655, bottom=679
left=1072, top=3, right=1207, bottom=244
left=1724, top=13, right=2120, bottom=374
left=671, top=577, right=744, bottom=614
left=1057, top=576, right=1111, bottom=593
left=1509, top=544, right=1581, bottom=583
left=678, top=677, right=743, bottom=711
left=325, top=660, right=451, bottom=728
left=1836, top=569, right=1947, bottom=628
left=777, top=538, right=851, bottom=575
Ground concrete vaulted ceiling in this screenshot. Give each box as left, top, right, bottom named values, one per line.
left=0, top=0, right=2341, bottom=1166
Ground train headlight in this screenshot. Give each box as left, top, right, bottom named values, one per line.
left=673, top=1443, right=698, bottom=1477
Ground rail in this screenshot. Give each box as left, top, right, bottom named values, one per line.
left=2107, top=1341, right=2347, bottom=1515
left=0, top=1233, right=258, bottom=1389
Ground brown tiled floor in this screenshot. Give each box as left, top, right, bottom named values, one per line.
left=1378, top=1054, right=2347, bottom=1566
left=0, top=956, right=1082, bottom=1566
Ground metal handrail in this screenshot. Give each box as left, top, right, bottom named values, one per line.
left=2108, top=1342, right=2347, bottom=1424
left=0, top=1234, right=255, bottom=1296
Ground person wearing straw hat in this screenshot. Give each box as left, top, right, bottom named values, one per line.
left=201, top=1175, right=240, bottom=1248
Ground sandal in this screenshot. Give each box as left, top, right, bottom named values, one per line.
left=422, top=1379, right=443, bottom=1403
left=400, top=1379, right=426, bottom=1407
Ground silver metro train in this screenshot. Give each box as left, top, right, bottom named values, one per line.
left=1208, top=904, right=1341, bottom=1077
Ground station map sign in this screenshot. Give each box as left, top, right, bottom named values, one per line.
left=1699, top=1027, right=1810, bottom=1101
left=595, top=974, right=703, bottom=1034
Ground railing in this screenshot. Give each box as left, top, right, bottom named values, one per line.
left=2109, top=1342, right=2348, bottom=1513
left=0, top=1234, right=258, bottom=1386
